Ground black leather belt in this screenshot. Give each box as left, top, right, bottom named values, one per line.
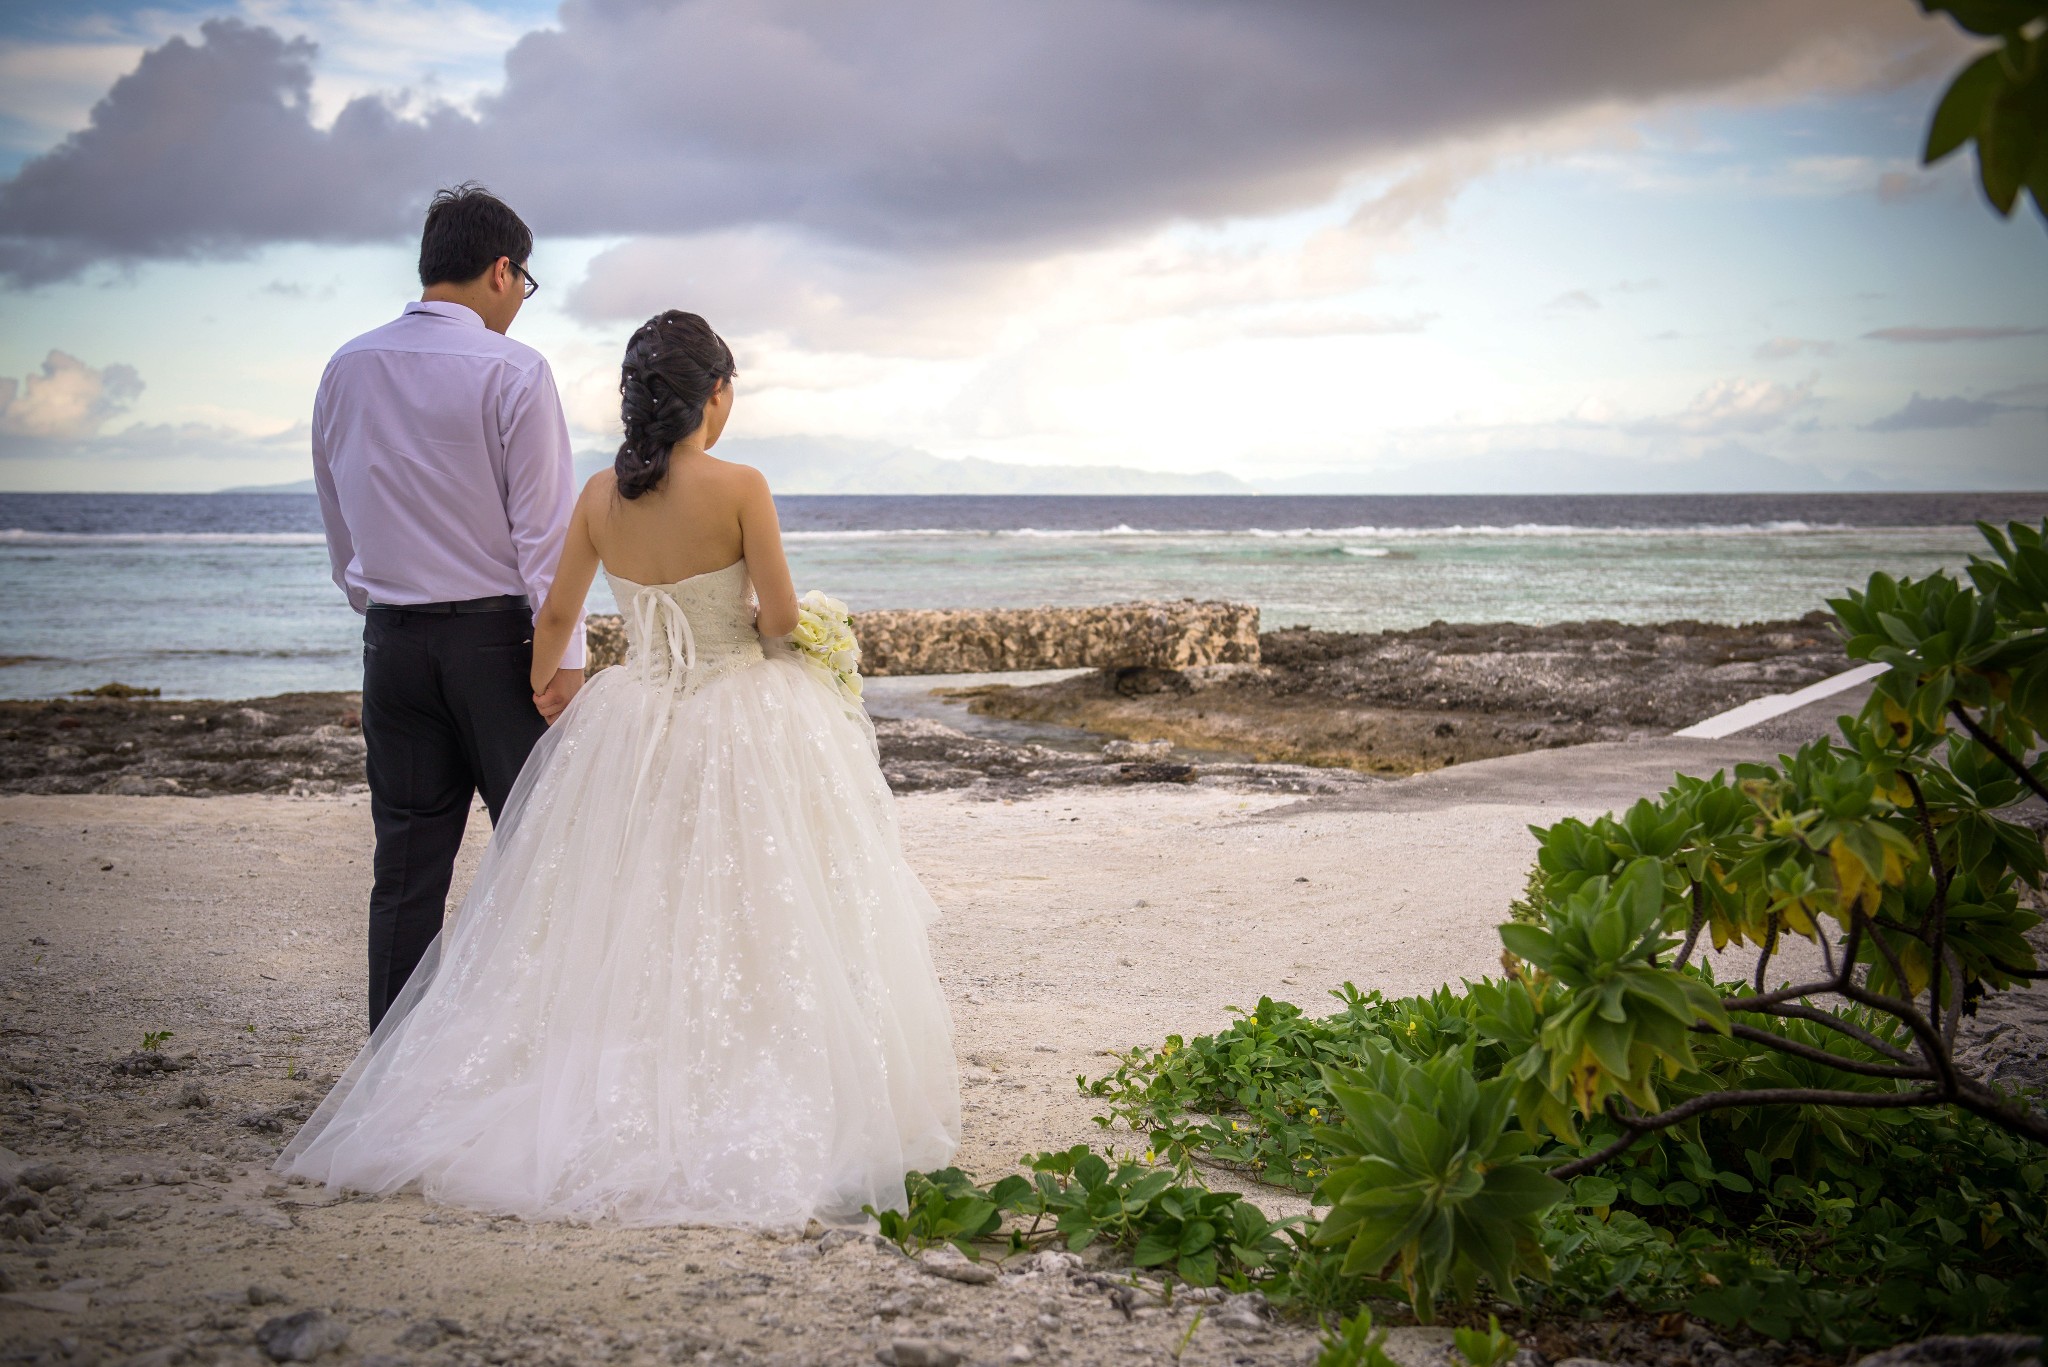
left=367, top=594, right=530, bottom=615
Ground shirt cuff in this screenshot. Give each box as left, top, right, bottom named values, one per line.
left=557, top=617, right=588, bottom=671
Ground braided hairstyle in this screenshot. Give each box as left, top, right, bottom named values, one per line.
left=615, top=310, right=736, bottom=500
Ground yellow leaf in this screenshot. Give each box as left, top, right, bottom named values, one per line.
left=1829, top=837, right=1867, bottom=910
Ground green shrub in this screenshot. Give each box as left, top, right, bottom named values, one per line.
left=915, top=519, right=2048, bottom=1346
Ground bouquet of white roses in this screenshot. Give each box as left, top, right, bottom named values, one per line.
left=790, top=590, right=863, bottom=700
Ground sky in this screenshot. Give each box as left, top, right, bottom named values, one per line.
left=0, top=0, right=2043, bottom=494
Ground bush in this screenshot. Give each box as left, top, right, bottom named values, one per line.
left=887, top=521, right=2048, bottom=1345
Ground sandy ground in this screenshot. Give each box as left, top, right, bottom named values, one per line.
left=0, top=703, right=2035, bottom=1366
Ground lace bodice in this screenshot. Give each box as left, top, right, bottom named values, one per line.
left=604, top=559, right=768, bottom=696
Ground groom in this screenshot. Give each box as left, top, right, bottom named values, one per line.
left=310, top=183, right=586, bottom=1028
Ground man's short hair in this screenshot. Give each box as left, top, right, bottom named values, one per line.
left=418, top=183, right=533, bottom=288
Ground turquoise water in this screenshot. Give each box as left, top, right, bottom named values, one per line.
left=2, top=492, right=2043, bottom=699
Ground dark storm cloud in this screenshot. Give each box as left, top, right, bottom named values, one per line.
left=0, top=0, right=1946, bottom=284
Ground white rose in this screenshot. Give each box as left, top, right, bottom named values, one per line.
left=827, top=646, right=859, bottom=673
left=791, top=615, right=827, bottom=651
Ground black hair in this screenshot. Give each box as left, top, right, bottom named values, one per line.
left=615, top=311, right=736, bottom=500
left=418, top=182, right=533, bottom=288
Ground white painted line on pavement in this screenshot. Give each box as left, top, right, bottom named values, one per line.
left=1672, top=661, right=1891, bottom=740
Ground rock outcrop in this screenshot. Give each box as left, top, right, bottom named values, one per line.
left=581, top=600, right=1261, bottom=676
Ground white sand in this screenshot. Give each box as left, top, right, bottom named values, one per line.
left=0, top=775, right=1784, bottom=1365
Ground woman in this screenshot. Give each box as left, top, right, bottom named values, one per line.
left=279, top=311, right=961, bottom=1226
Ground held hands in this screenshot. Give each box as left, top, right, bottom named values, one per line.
left=532, top=667, right=584, bottom=725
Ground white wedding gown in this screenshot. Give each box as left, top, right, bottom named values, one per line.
left=279, top=560, right=962, bottom=1226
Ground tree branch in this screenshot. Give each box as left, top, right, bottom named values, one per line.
left=1552, top=1087, right=1945, bottom=1180
left=1673, top=881, right=1707, bottom=973
left=1704, top=1021, right=1937, bottom=1080
left=1949, top=701, right=2048, bottom=806
left=1949, top=1078, right=2048, bottom=1147
left=1718, top=979, right=1843, bottom=1013
left=1901, top=769, right=1956, bottom=1041
left=1724, top=999, right=1915, bottom=1063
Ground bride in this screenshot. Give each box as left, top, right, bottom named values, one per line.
left=279, top=310, right=962, bottom=1225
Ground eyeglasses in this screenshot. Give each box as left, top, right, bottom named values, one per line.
left=506, top=259, right=539, bottom=300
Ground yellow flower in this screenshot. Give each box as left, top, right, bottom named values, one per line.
left=1308, top=1107, right=1319, bottom=1119
left=1144, top=1149, right=1156, bottom=1164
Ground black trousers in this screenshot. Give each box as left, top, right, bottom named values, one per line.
left=361, top=608, right=547, bottom=1028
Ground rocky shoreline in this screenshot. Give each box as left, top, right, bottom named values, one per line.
left=0, top=613, right=1863, bottom=798
left=958, top=612, right=1851, bottom=774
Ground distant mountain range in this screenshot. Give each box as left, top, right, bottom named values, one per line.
left=217, top=438, right=1995, bottom=497
left=219, top=437, right=1251, bottom=496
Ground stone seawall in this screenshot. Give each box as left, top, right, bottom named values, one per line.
left=581, top=600, right=1260, bottom=676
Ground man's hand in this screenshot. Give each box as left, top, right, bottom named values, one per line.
left=532, top=667, right=584, bottom=725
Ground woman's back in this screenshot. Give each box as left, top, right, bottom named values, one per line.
left=584, top=455, right=751, bottom=586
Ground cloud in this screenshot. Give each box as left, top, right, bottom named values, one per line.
left=0, top=416, right=313, bottom=491
left=1546, top=289, right=1601, bottom=311
left=0, top=350, right=143, bottom=439
left=1244, top=312, right=1434, bottom=339
left=1630, top=377, right=1826, bottom=436
left=1875, top=168, right=1940, bottom=202
left=1863, top=325, right=2048, bottom=343
left=1256, top=443, right=1861, bottom=494
left=0, top=1, right=1945, bottom=283
left=0, top=39, right=149, bottom=165
left=1754, top=336, right=1835, bottom=360
left=1864, top=392, right=2023, bottom=431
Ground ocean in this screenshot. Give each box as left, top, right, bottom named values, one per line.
left=3, top=490, right=2044, bottom=701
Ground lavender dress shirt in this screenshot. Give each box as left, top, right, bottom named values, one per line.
left=311, top=300, right=585, bottom=669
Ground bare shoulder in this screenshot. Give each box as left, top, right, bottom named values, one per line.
left=579, top=468, right=617, bottom=504
left=705, top=456, right=774, bottom=502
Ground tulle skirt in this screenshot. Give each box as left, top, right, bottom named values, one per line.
left=278, top=653, right=962, bottom=1226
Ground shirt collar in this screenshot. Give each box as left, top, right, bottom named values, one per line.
left=404, top=299, right=487, bottom=328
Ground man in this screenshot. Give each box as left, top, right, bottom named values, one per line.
left=311, top=182, right=585, bottom=1029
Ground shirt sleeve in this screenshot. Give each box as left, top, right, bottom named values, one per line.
left=309, top=369, right=368, bottom=614
left=500, top=357, right=586, bottom=669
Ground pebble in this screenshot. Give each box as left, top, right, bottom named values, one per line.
left=877, top=1340, right=963, bottom=1367
left=817, top=1227, right=870, bottom=1254
left=1211, top=1290, right=1272, bottom=1334
left=1853, top=1338, right=2048, bottom=1367
left=255, top=1309, right=350, bottom=1362
left=395, top=1316, right=468, bottom=1350
left=1029, top=1249, right=1081, bottom=1277
left=248, top=1285, right=288, bottom=1306
left=177, top=1082, right=212, bottom=1108
left=873, top=1290, right=921, bottom=1320
left=917, top=1246, right=997, bottom=1285
left=118, top=1348, right=185, bottom=1367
